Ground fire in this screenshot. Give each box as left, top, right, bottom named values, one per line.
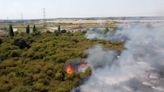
left=66, top=65, right=74, bottom=75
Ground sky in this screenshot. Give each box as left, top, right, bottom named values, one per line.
left=0, top=0, right=164, bottom=19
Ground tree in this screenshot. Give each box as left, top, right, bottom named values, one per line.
left=32, top=25, right=40, bottom=35
left=55, top=25, right=62, bottom=36
left=104, top=27, right=109, bottom=33
left=58, top=25, right=61, bottom=32
left=26, top=25, right=30, bottom=34
left=9, top=24, right=14, bottom=37
left=0, top=38, right=2, bottom=44
left=33, top=25, right=36, bottom=33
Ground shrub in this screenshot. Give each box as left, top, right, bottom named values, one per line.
left=14, top=38, right=30, bottom=49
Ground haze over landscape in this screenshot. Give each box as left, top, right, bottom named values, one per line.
left=1, top=0, right=164, bottom=92
left=0, top=0, right=164, bottom=19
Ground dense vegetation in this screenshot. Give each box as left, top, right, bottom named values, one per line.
left=0, top=27, right=123, bottom=92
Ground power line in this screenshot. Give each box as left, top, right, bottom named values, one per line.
left=43, top=8, right=46, bottom=20
left=43, top=8, right=46, bottom=28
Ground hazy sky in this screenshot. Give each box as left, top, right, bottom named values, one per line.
left=0, top=0, right=164, bottom=19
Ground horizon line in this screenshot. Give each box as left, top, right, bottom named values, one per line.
left=1, top=16, right=164, bottom=21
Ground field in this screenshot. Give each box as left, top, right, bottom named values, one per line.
left=0, top=18, right=163, bottom=92
left=0, top=26, right=123, bottom=92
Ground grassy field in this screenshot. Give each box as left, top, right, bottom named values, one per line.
left=0, top=19, right=117, bottom=33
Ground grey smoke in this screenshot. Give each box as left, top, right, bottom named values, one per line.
left=85, top=27, right=128, bottom=42
left=75, top=24, right=164, bottom=92
left=85, top=45, right=119, bottom=69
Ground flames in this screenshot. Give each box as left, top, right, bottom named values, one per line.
left=66, top=65, right=74, bottom=75
left=65, top=59, right=89, bottom=75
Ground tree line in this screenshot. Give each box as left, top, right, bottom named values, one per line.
left=8, top=24, right=37, bottom=37
left=8, top=24, right=66, bottom=37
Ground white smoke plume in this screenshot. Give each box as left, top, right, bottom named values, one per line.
left=74, top=23, right=164, bottom=92
left=85, top=27, right=128, bottom=42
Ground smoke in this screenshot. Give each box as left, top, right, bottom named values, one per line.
left=85, top=45, right=120, bottom=69
left=85, top=27, right=128, bottom=42
left=74, top=23, right=164, bottom=92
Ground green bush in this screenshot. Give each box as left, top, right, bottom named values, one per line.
left=10, top=86, right=32, bottom=92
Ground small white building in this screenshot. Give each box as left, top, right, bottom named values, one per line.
left=0, top=30, right=5, bottom=33
left=47, top=27, right=65, bottom=32
left=13, top=28, right=18, bottom=32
